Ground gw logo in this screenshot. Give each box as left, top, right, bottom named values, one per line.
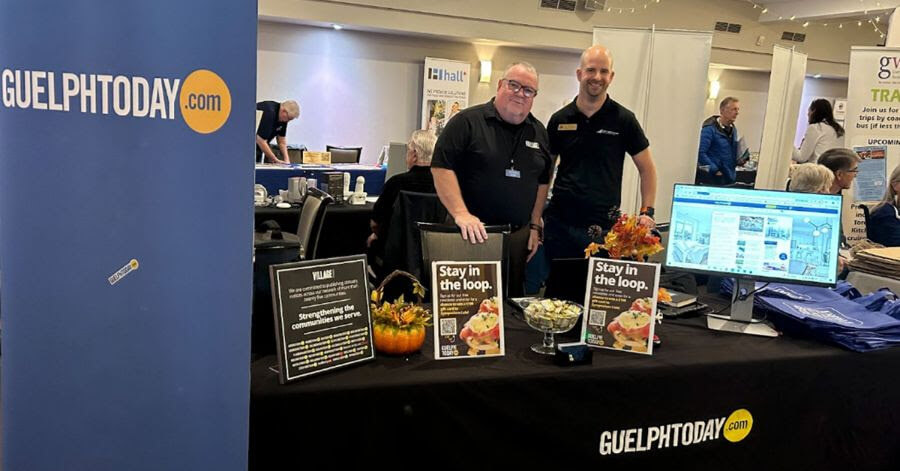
left=878, top=56, right=900, bottom=80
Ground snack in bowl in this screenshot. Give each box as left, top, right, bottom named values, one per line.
left=523, top=298, right=582, bottom=333
left=459, top=297, right=501, bottom=355
left=607, top=308, right=652, bottom=352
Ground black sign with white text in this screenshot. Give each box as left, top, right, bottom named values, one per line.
left=270, top=255, right=374, bottom=383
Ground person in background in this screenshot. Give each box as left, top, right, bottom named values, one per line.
left=818, top=148, right=861, bottom=268
left=697, top=97, right=743, bottom=186
left=446, top=101, right=462, bottom=124
left=543, top=45, right=657, bottom=261
left=793, top=99, right=845, bottom=164
left=818, top=148, right=860, bottom=195
left=788, top=163, right=834, bottom=194
left=367, top=129, right=437, bottom=251
left=868, top=165, right=900, bottom=247
left=256, top=100, right=300, bottom=164
left=432, top=62, right=553, bottom=297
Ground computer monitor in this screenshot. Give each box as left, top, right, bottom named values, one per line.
left=665, top=184, right=842, bottom=335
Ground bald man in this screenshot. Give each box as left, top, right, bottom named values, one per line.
left=543, top=45, right=657, bottom=260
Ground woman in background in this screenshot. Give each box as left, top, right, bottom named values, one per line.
left=793, top=99, right=845, bottom=164
left=868, top=165, right=900, bottom=247
left=789, top=162, right=834, bottom=194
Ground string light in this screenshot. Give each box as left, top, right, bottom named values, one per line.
left=744, top=1, right=887, bottom=38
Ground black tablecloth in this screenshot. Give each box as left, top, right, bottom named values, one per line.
left=255, top=202, right=373, bottom=259
left=249, top=299, right=900, bottom=469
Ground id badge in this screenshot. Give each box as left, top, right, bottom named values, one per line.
left=505, top=168, right=521, bottom=179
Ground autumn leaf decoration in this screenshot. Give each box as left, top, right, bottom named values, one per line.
left=584, top=214, right=663, bottom=260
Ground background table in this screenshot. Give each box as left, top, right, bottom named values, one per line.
left=255, top=164, right=386, bottom=196
left=255, top=202, right=373, bottom=259
left=249, top=298, right=900, bottom=469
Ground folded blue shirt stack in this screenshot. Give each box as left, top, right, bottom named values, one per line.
left=720, top=279, right=900, bottom=352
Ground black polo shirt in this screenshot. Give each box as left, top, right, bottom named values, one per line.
left=372, top=166, right=436, bottom=235
left=256, top=101, right=288, bottom=161
left=547, top=96, right=649, bottom=226
left=432, top=99, right=553, bottom=227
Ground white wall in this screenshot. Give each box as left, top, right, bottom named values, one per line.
left=260, top=0, right=882, bottom=77
left=258, top=21, right=581, bottom=164
left=793, top=77, right=848, bottom=147
left=260, top=21, right=849, bottom=172
left=704, top=69, right=771, bottom=154
left=702, top=69, right=848, bottom=156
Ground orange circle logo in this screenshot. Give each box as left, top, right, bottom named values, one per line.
left=179, top=69, right=231, bottom=134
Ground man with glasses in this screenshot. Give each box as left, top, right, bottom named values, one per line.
left=697, top=97, right=743, bottom=186
left=818, top=148, right=861, bottom=195
left=431, top=62, right=553, bottom=297
left=543, top=45, right=658, bottom=261
left=818, top=148, right=861, bottom=255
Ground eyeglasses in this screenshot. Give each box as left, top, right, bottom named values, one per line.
left=502, top=79, right=538, bottom=98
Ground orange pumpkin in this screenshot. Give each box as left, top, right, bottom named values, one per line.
left=373, top=323, right=427, bottom=355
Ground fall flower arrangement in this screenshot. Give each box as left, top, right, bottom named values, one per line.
left=370, top=270, right=432, bottom=355
left=584, top=213, right=664, bottom=260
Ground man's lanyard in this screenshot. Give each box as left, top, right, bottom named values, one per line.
left=505, top=125, right=530, bottom=179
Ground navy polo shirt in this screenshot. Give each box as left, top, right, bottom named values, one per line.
left=547, top=96, right=649, bottom=226
left=256, top=101, right=288, bottom=141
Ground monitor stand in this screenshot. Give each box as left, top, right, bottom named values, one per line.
left=707, top=278, right=779, bottom=337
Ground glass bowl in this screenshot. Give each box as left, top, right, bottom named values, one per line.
left=522, top=299, right=582, bottom=355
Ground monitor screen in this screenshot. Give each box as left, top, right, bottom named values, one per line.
left=665, top=184, right=842, bottom=287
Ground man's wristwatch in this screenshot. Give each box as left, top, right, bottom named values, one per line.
left=639, top=206, right=655, bottom=219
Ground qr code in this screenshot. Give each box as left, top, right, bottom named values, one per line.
left=588, top=309, right=607, bottom=327
left=440, top=318, right=457, bottom=336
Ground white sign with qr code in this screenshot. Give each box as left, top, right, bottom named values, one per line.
left=589, top=309, right=607, bottom=327
left=440, top=318, right=457, bottom=336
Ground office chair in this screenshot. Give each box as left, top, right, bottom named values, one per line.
left=296, top=187, right=334, bottom=260
left=326, top=145, right=362, bottom=164
left=418, top=222, right=510, bottom=296
left=859, top=203, right=871, bottom=239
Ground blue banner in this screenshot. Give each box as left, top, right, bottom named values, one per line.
left=1, top=2, right=256, bottom=470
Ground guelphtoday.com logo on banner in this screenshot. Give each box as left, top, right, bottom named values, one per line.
left=598, top=409, right=754, bottom=456
left=0, top=68, right=231, bottom=134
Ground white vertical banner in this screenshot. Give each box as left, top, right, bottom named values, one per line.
left=756, top=45, right=807, bottom=191
left=592, top=27, right=712, bottom=223
left=422, top=57, right=470, bottom=136
left=842, top=46, right=900, bottom=244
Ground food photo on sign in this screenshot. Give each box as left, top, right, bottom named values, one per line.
left=432, top=261, right=505, bottom=359
left=583, top=212, right=664, bottom=355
